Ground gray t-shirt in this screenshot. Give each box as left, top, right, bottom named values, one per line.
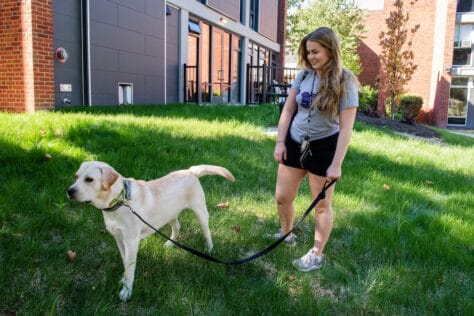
left=290, top=69, right=358, bottom=142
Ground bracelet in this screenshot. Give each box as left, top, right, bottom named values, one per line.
left=276, top=140, right=284, bottom=143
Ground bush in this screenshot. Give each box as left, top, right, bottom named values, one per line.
left=398, top=94, right=423, bottom=124
left=358, top=85, right=378, bottom=116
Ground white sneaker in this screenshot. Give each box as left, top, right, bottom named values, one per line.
left=293, top=249, right=324, bottom=272
left=267, top=231, right=297, bottom=246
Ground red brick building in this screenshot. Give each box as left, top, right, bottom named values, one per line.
left=358, top=0, right=464, bottom=128
left=0, top=0, right=54, bottom=113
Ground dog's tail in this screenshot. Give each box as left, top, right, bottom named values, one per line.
left=188, top=165, right=235, bottom=182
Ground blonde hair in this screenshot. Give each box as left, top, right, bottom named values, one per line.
left=297, top=27, right=358, bottom=119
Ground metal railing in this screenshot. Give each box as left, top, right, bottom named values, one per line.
left=184, top=63, right=300, bottom=104
left=184, top=64, right=198, bottom=103
left=246, top=64, right=299, bottom=104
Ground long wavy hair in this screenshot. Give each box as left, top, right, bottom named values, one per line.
left=297, top=27, right=358, bottom=119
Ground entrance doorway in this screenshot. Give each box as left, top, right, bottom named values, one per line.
left=185, top=21, right=240, bottom=104
left=211, top=28, right=230, bottom=103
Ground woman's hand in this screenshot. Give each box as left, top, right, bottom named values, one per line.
left=274, top=142, right=287, bottom=163
left=326, top=163, right=341, bottom=182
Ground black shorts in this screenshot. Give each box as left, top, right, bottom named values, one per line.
left=283, top=131, right=339, bottom=177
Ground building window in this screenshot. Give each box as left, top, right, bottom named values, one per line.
left=453, top=24, right=473, bottom=65
left=453, top=47, right=472, bottom=66
left=118, top=83, right=133, bottom=105
left=249, top=0, right=259, bottom=31
left=449, top=77, right=469, bottom=126
left=457, top=0, right=474, bottom=12
left=189, top=20, right=201, bottom=34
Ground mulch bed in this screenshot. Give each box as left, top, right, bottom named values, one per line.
left=356, top=112, right=441, bottom=139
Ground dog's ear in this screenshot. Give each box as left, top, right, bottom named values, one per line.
left=101, top=166, right=119, bottom=191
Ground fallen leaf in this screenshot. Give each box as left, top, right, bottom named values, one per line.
left=233, top=226, right=241, bottom=233
left=289, top=275, right=296, bottom=281
left=45, top=153, right=52, bottom=159
left=40, top=130, right=47, bottom=136
left=67, top=250, right=76, bottom=261
left=425, top=180, right=434, bottom=185
left=216, top=201, right=230, bottom=208
left=383, top=184, right=390, bottom=191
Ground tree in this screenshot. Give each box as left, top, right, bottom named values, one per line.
left=286, top=0, right=366, bottom=75
left=379, top=0, right=420, bottom=118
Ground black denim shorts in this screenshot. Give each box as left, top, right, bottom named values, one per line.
left=283, top=132, right=339, bottom=177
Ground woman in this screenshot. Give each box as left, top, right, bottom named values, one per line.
left=272, top=27, right=359, bottom=272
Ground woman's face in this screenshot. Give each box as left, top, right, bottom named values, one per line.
left=306, top=40, right=330, bottom=73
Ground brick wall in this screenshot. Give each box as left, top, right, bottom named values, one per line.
left=32, top=0, right=54, bottom=111
left=0, top=0, right=54, bottom=113
left=358, top=0, right=457, bottom=127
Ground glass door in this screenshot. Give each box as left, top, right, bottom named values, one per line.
left=211, top=27, right=231, bottom=103
left=449, top=76, right=469, bottom=126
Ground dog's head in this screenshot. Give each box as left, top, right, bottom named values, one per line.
left=67, top=161, right=122, bottom=209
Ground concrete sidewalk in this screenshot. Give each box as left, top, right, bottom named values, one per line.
left=449, top=130, right=474, bottom=138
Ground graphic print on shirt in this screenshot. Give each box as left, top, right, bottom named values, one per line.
left=300, top=91, right=317, bottom=109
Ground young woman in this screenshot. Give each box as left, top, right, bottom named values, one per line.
left=272, top=27, right=359, bottom=272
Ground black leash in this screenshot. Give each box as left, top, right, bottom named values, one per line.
left=126, top=180, right=336, bottom=265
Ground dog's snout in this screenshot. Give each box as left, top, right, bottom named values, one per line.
left=67, top=186, right=76, bottom=198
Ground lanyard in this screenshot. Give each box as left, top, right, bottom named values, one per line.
left=303, top=74, right=317, bottom=144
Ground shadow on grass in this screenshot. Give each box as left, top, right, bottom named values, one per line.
left=0, top=113, right=472, bottom=314
left=333, top=145, right=473, bottom=268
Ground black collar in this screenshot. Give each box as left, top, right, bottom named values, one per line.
left=102, top=179, right=131, bottom=212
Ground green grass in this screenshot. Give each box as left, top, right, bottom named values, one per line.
left=0, top=104, right=472, bottom=315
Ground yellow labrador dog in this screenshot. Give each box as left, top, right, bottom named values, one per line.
left=67, top=161, right=234, bottom=301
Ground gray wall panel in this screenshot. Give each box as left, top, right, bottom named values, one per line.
left=109, top=0, right=146, bottom=12
left=145, top=15, right=165, bottom=39
left=119, top=6, right=147, bottom=32
left=53, top=0, right=83, bottom=106
left=207, top=0, right=240, bottom=21
left=146, top=35, right=163, bottom=57
left=89, top=0, right=166, bottom=105
left=119, top=51, right=161, bottom=76
left=91, top=46, right=119, bottom=71
left=146, top=0, right=164, bottom=18
left=259, top=0, right=278, bottom=41
left=165, top=5, right=179, bottom=103
left=90, top=0, right=118, bottom=25
left=145, top=75, right=165, bottom=103
left=91, top=21, right=146, bottom=54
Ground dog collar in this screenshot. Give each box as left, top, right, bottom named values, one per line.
left=102, top=179, right=132, bottom=212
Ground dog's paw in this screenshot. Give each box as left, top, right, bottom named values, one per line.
left=119, top=286, right=132, bottom=301
left=119, top=278, right=132, bottom=301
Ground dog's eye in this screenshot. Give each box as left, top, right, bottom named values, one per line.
left=85, top=177, right=94, bottom=183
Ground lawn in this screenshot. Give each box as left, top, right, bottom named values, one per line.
left=0, top=104, right=472, bottom=315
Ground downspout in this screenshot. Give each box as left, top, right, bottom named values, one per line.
left=164, top=1, right=167, bottom=104
left=82, top=0, right=91, bottom=106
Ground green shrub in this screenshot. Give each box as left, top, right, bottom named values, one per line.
left=398, top=94, right=423, bottom=124
left=358, top=85, right=378, bottom=115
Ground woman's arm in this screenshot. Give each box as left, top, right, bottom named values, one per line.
left=326, top=106, right=357, bottom=181
left=274, top=88, right=298, bottom=163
